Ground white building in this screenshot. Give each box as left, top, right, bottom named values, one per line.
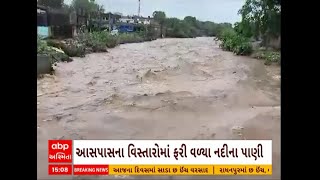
left=119, top=15, right=152, bottom=25
left=119, top=16, right=135, bottom=24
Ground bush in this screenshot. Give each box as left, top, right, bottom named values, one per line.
left=62, top=44, right=86, bottom=57
left=77, top=32, right=108, bottom=52
left=232, top=35, right=253, bottom=55
left=46, top=39, right=62, bottom=49
left=46, top=30, right=154, bottom=58
left=37, top=36, right=49, bottom=54
left=217, top=29, right=252, bottom=55
left=105, top=35, right=119, bottom=48
left=37, top=36, right=73, bottom=74
left=77, top=31, right=122, bottom=49
left=47, top=39, right=86, bottom=57
left=118, top=33, right=145, bottom=44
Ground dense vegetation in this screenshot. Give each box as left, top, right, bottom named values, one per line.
left=216, top=0, right=281, bottom=65
left=217, top=28, right=252, bottom=55
left=151, top=12, right=232, bottom=38
left=165, top=17, right=232, bottom=38
left=44, top=31, right=154, bottom=58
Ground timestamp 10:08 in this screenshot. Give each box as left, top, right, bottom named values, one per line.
left=48, top=164, right=73, bottom=175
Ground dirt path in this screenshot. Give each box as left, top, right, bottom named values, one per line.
left=37, top=37, right=280, bottom=179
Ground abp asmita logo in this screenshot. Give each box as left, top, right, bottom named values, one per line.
left=48, top=140, right=72, bottom=163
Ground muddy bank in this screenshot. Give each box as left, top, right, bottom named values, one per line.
left=37, top=37, right=280, bottom=179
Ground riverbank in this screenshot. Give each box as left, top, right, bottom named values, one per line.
left=215, top=28, right=280, bottom=66
left=37, top=32, right=158, bottom=75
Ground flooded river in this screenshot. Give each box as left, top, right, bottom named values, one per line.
left=37, top=37, right=280, bottom=179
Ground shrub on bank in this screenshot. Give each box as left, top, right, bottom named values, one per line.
left=217, top=29, right=280, bottom=65
left=45, top=30, right=156, bottom=59
left=78, top=31, right=150, bottom=48
left=47, top=39, right=85, bottom=57
left=118, top=33, right=145, bottom=44
left=217, top=29, right=253, bottom=55
left=38, top=36, right=72, bottom=62
left=77, top=32, right=109, bottom=52
left=105, top=35, right=119, bottom=48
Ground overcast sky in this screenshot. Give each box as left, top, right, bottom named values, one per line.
left=65, top=0, right=244, bottom=23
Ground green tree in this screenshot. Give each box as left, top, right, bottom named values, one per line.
left=202, top=21, right=217, bottom=36
left=38, top=0, right=64, bottom=9
left=61, top=3, right=73, bottom=13
left=90, top=4, right=105, bottom=19
left=184, top=16, right=197, bottom=27
left=152, top=11, right=166, bottom=38
left=71, top=0, right=105, bottom=31
left=71, top=0, right=101, bottom=16
left=234, top=21, right=253, bottom=38
left=238, top=0, right=281, bottom=43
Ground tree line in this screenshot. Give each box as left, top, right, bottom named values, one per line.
left=152, top=11, right=232, bottom=38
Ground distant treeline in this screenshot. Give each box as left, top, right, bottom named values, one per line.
left=164, top=17, right=232, bottom=38
left=152, top=11, right=232, bottom=38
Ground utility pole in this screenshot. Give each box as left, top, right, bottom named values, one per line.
left=108, top=0, right=112, bottom=32
left=109, top=12, right=111, bottom=32
left=138, top=0, right=141, bottom=16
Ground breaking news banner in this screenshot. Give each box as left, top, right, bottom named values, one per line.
left=48, top=140, right=272, bottom=176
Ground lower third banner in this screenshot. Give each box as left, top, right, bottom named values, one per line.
left=73, top=164, right=272, bottom=176
left=48, top=140, right=273, bottom=176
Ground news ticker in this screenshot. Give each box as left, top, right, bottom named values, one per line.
left=48, top=140, right=272, bottom=176
left=49, top=164, right=272, bottom=176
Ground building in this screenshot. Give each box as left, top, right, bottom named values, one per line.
left=48, top=8, right=77, bottom=38
left=119, top=15, right=152, bottom=25
left=37, top=5, right=50, bottom=38
left=37, top=4, right=77, bottom=39
left=119, top=16, right=135, bottom=24
left=133, top=16, right=152, bottom=25
left=90, top=12, right=121, bottom=31
left=117, top=23, right=135, bottom=33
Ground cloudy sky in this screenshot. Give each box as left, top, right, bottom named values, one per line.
left=65, top=0, right=244, bottom=23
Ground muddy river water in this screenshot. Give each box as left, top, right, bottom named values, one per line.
left=37, top=37, right=280, bottom=179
